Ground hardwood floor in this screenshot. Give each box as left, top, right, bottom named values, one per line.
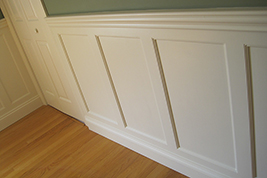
left=0, top=105, right=188, bottom=178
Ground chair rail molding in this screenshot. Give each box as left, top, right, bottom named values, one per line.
left=46, top=8, right=267, bottom=32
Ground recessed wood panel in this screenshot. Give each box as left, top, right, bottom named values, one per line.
left=0, top=19, right=42, bottom=130
left=22, top=38, right=63, bottom=111
left=98, top=36, right=166, bottom=142
left=59, top=34, right=121, bottom=125
left=5, top=0, right=23, bottom=21
left=156, top=39, right=236, bottom=169
left=20, top=0, right=38, bottom=21
left=0, top=79, right=11, bottom=108
left=36, top=41, right=70, bottom=103
left=249, top=46, right=267, bottom=178
left=0, top=34, right=29, bottom=103
left=22, top=39, right=54, bottom=97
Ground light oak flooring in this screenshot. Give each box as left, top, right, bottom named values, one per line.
left=0, top=105, right=188, bottom=178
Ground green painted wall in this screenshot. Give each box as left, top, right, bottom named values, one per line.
left=0, top=9, right=4, bottom=19
left=42, top=0, right=267, bottom=16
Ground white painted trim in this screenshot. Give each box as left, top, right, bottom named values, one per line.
left=0, top=96, right=43, bottom=131
left=46, top=8, right=267, bottom=32
left=0, top=95, right=39, bottom=119
left=0, top=1, right=47, bottom=105
left=0, top=19, right=7, bottom=29
left=47, top=8, right=267, bottom=177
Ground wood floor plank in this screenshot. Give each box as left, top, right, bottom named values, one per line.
left=0, top=105, right=188, bottom=178
left=0, top=106, right=48, bottom=141
left=117, top=154, right=156, bottom=178
left=94, top=148, right=140, bottom=178
left=1, top=118, right=76, bottom=177
left=0, top=110, right=66, bottom=158
left=17, top=127, right=92, bottom=178
left=46, top=135, right=112, bottom=177
left=7, top=120, right=84, bottom=178
left=87, top=147, right=136, bottom=177
left=62, top=141, right=126, bottom=177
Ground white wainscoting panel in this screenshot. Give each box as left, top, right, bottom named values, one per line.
left=3, top=0, right=87, bottom=121
left=98, top=36, right=166, bottom=143
left=59, top=33, right=122, bottom=126
left=35, top=37, right=87, bottom=121
left=36, top=40, right=71, bottom=103
left=0, top=19, right=42, bottom=131
left=5, top=0, right=23, bottom=22
left=22, top=39, right=59, bottom=107
left=0, top=34, right=30, bottom=103
left=156, top=40, right=236, bottom=169
left=47, top=9, right=267, bottom=178
left=20, top=0, right=38, bottom=21
left=249, top=46, right=267, bottom=178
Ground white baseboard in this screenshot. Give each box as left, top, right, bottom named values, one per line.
left=0, top=96, right=43, bottom=131
left=85, top=116, right=228, bottom=178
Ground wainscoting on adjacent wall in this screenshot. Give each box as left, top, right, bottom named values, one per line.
left=0, top=19, right=43, bottom=131
left=46, top=10, right=267, bottom=178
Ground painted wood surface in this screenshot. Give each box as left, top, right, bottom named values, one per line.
left=248, top=46, right=267, bottom=178
left=47, top=9, right=267, bottom=178
left=1, top=0, right=87, bottom=121
left=2, top=1, right=267, bottom=177
left=0, top=19, right=42, bottom=131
